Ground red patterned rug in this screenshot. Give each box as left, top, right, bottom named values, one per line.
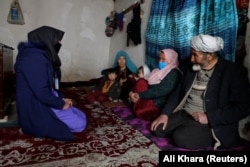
left=0, top=87, right=160, bottom=167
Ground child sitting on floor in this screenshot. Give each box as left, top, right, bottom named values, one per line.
left=86, top=68, right=121, bottom=105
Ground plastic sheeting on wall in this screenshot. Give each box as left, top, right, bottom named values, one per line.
left=7, top=0, right=25, bottom=25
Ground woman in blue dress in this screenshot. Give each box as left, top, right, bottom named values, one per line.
left=15, top=26, right=87, bottom=141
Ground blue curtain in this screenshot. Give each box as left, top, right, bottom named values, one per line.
left=145, top=0, right=238, bottom=70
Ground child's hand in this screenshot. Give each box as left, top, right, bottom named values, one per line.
left=128, top=74, right=134, bottom=78
left=120, top=78, right=127, bottom=85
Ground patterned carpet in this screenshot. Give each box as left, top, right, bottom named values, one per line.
left=112, top=107, right=181, bottom=151
left=0, top=87, right=160, bottom=167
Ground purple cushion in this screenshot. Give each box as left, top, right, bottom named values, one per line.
left=112, top=106, right=250, bottom=151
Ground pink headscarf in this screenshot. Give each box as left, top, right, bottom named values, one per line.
left=146, top=49, right=179, bottom=85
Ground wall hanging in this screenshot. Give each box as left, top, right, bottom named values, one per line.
left=105, top=0, right=144, bottom=37
left=7, top=0, right=25, bottom=25
left=126, top=2, right=141, bottom=46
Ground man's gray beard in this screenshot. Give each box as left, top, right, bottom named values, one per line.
left=192, top=64, right=201, bottom=71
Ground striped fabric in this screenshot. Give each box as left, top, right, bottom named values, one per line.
left=145, top=0, right=238, bottom=70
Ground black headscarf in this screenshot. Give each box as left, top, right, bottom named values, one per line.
left=28, top=26, right=64, bottom=77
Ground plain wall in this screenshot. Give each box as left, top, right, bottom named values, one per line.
left=1, top=0, right=249, bottom=82
left=0, top=0, right=152, bottom=82
left=0, top=0, right=112, bottom=82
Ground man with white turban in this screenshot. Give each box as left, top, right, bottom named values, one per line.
left=151, top=34, right=250, bottom=150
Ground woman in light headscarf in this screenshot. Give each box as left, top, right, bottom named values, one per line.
left=129, top=49, right=182, bottom=121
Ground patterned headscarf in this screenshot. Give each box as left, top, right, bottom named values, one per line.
left=146, top=49, right=179, bottom=85
left=191, top=34, right=224, bottom=53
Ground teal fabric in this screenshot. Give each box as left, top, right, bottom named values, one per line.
left=146, top=0, right=238, bottom=70
left=112, top=50, right=138, bottom=73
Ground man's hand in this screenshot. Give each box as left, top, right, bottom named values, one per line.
left=151, top=114, right=168, bottom=131
left=191, top=112, right=208, bottom=124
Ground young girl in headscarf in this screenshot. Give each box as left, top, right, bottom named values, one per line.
left=129, top=49, right=182, bottom=121
left=132, top=64, right=151, bottom=93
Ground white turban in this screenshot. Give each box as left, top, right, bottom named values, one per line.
left=191, top=34, right=224, bottom=53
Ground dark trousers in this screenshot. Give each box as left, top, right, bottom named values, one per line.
left=152, top=110, right=213, bottom=149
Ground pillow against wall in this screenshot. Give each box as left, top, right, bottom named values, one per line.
left=239, top=115, right=250, bottom=142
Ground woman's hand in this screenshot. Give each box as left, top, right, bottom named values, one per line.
left=62, top=98, right=73, bottom=110
left=129, top=91, right=134, bottom=97
left=129, top=92, right=140, bottom=103
left=151, top=114, right=168, bottom=131
left=129, top=91, right=135, bottom=103
left=119, top=78, right=127, bottom=85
